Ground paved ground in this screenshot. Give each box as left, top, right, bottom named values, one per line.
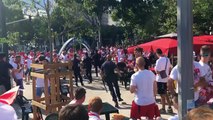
left=15, top=74, right=177, bottom=120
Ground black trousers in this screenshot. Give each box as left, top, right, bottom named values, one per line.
left=74, top=71, right=83, bottom=85
left=105, top=76, right=121, bottom=102
left=86, top=68, right=92, bottom=82
left=94, top=65, right=99, bottom=76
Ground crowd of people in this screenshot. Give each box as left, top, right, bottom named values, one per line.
left=0, top=44, right=213, bottom=120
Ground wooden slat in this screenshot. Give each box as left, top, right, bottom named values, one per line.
left=69, top=71, right=74, bottom=99
left=45, top=63, right=70, bottom=69
left=31, top=72, right=45, bottom=79
left=44, top=76, right=50, bottom=106
left=32, top=100, right=47, bottom=110
left=32, top=77, right=36, bottom=101
left=31, top=63, right=44, bottom=69
left=45, top=72, right=72, bottom=78
left=31, top=62, right=74, bottom=115
left=32, top=106, right=38, bottom=120
left=36, top=97, right=46, bottom=102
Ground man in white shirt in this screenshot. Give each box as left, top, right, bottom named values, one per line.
left=198, top=45, right=213, bottom=104
left=199, top=46, right=212, bottom=84
left=168, top=60, right=206, bottom=107
left=130, top=57, right=160, bottom=119
left=12, top=55, right=24, bottom=96
left=0, top=102, right=17, bottom=120
left=60, top=51, right=68, bottom=63
left=155, top=48, right=172, bottom=113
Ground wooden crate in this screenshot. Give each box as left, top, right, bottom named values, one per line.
left=30, top=62, right=74, bottom=120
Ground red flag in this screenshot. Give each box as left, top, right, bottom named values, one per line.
left=0, top=86, right=19, bottom=105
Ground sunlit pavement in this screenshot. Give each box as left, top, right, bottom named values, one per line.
left=15, top=73, right=176, bottom=120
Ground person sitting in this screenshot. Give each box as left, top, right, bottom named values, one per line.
left=88, top=97, right=103, bottom=120
left=59, top=104, right=88, bottom=120
left=69, top=87, right=86, bottom=105
left=186, top=106, right=213, bottom=120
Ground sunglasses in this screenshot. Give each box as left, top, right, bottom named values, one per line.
left=201, top=54, right=209, bottom=57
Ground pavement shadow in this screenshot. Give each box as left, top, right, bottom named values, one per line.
left=83, top=85, right=107, bottom=91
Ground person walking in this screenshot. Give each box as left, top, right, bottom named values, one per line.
left=101, top=55, right=123, bottom=107
left=72, top=54, right=84, bottom=86
left=92, top=50, right=101, bottom=77
left=83, top=53, right=93, bottom=83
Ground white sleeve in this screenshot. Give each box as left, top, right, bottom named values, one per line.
left=170, top=67, right=178, bottom=81
left=130, top=74, right=137, bottom=86
left=198, top=64, right=205, bottom=77
left=155, top=59, right=160, bottom=71
left=11, top=63, right=16, bottom=68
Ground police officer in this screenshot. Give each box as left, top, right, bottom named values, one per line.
left=92, top=50, right=101, bottom=77
left=101, top=55, right=123, bottom=107
left=83, top=53, right=93, bottom=83
left=72, top=54, right=84, bottom=86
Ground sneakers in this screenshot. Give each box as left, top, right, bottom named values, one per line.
left=160, top=107, right=173, bottom=114
left=115, top=101, right=119, bottom=108
left=160, top=108, right=166, bottom=114
left=118, top=98, right=123, bottom=102
left=167, top=107, right=173, bottom=114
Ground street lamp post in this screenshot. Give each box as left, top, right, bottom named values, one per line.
left=177, top=0, right=194, bottom=119
left=0, top=0, right=6, bottom=38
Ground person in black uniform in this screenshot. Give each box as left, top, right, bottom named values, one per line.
left=92, top=50, right=101, bottom=77
left=101, top=55, right=123, bottom=107
left=72, top=54, right=84, bottom=86
left=0, top=53, right=14, bottom=93
left=83, top=53, right=92, bottom=83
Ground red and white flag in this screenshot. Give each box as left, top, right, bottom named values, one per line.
left=0, top=86, right=19, bottom=105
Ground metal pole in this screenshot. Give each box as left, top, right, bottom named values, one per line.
left=98, top=26, right=101, bottom=48
left=47, top=0, right=53, bottom=63
left=177, top=0, right=194, bottom=119
left=0, top=0, right=6, bottom=37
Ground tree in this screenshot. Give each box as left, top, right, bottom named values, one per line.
left=111, top=0, right=164, bottom=42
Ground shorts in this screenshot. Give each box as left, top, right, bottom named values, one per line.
left=157, top=82, right=167, bottom=95
left=36, top=87, right=50, bottom=97
left=25, top=68, right=31, bottom=76
left=130, top=101, right=160, bottom=119
left=15, top=79, right=24, bottom=89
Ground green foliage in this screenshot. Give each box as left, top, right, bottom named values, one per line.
left=3, top=0, right=213, bottom=48
left=0, top=32, right=20, bottom=46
